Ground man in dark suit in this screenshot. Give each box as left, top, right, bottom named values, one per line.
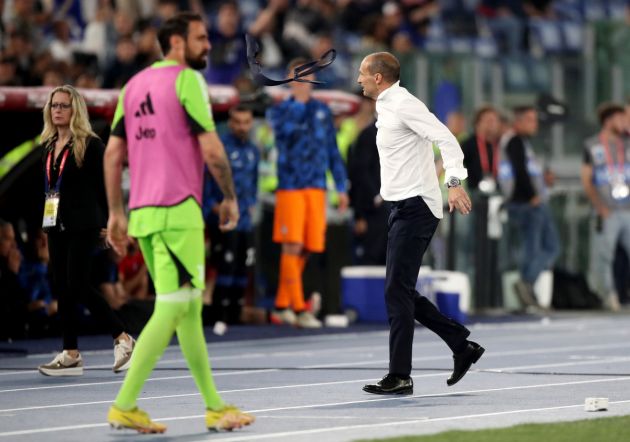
left=357, top=52, right=484, bottom=395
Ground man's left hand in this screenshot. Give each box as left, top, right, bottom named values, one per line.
left=219, top=198, right=239, bottom=232
left=448, top=187, right=472, bottom=215
left=337, top=192, right=349, bottom=213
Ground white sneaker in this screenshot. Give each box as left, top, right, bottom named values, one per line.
left=38, top=350, right=83, bottom=376
left=306, top=292, right=322, bottom=315
left=113, top=336, right=135, bottom=373
left=607, top=293, right=621, bottom=312
left=296, top=311, right=322, bottom=329
left=270, top=309, right=297, bottom=325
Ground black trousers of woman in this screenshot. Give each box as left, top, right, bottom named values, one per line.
left=385, top=196, right=470, bottom=377
left=48, top=228, right=125, bottom=349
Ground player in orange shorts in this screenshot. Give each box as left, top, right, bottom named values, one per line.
left=266, top=59, right=348, bottom=328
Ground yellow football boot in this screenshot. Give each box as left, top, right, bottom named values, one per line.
left=107, top=405, right=167, bottom=434
left=206, top=405, right=255, bottom=432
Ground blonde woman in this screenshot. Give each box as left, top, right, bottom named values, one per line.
left=38, top=85, right=135, bottom=376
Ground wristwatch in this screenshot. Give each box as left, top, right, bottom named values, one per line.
left=446, top=177, right=461, bottom=188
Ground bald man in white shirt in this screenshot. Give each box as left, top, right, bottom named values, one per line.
left=357, top=52, right=485, bottom=395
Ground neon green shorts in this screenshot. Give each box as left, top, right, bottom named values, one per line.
left=129, top=198, right=205, bottom=294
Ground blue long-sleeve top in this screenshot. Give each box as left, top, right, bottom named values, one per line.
left=202, top=132, right=259, bottom=232
left=19, top=260, right=53, bottom=305
left=266, top=97, right=347, bottom=192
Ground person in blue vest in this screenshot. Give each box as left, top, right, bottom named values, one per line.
left=498, top=105, right=560, bottom=309
left=203, top=105, right=259, bottom=325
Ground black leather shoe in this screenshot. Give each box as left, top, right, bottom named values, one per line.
left=447, top=341, right=485, bottom=387
left=363, top=374, right=413, bottom=395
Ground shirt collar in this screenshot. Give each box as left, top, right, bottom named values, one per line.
left=376, top=81, right=400, bottom=102
left=151, top=60, right=180, bottom=68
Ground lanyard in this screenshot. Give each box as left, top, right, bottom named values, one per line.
left=476, top=135, right=498, bottom=176
left=599, top=132, right=625, bottom=180
left=45, top=148, right=70, bottom=193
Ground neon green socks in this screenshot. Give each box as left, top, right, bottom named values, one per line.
left=114, top=293, right=224, bottom=411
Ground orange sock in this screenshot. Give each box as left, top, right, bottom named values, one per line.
left=275, top=253, right=305, bottom=311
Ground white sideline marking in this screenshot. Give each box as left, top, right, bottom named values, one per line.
left=302, top=342, right=630, bottom=369
left=2, top=379, right=629, bottom=438
left=3, top=369, right=629, bottom=414
left=0, top=369, right=277, bottom=394
left=242, top=377, right=630, bottom=414
left=488, top=356, right=630, bottom=372
left=3, top=323, right=628, bottom=377
left=3, top=338, right=630, bottom=394
left=255, top=415, right=427, bottom=420
left=0, top=378, right=382, bottom=413
left=203, top=399, right=630, bottom=442
left=0, top=423, right=109, bottom=438
left=15, top=317, right=630, bottom=362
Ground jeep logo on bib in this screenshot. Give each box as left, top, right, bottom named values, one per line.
left=135, top=126, right=156, bottom=140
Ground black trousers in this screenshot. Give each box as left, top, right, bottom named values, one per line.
left=385, top=196, right=470, bottom=377
left=210, top=228, right=254, bottom=324
left=356, top=206, right=389, bottom=265
left=48, top=229, right=125, bottom=349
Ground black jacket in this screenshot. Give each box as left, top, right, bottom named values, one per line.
left=504, top=135, right=536, bottom=203
left=42, top=136, right=108, bottom=232
left=461, top=133, right=497, bottom=191
left=348, top=123, right=381, bottom=219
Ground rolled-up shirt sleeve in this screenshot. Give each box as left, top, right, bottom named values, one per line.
left=398, top=100, right=468, bottom=183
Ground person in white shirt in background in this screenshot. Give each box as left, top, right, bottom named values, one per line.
left=357, top=52, right=485, bottom=395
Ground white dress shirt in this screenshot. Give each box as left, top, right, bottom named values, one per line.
left=375, top=81, right=468, bottom=219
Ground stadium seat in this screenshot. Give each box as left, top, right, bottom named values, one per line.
left=561, top=21, right=585, bottom=53
left=528, top=19, right=564, bottom=54
left=474, top=35, right=499, bottom=58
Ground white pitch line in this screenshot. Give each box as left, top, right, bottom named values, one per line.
left=0, top=369, right=278, bottom=394
left=0, top=378, right=381, bottom=413
left=488, top=356, right=630, bottom=372
left=254, top=415, right=427, bottom=420
left=242, top=376, right=630, bottom=414
left=302, top=341, right=630, bottom=369
left=0, top=353, right=287, bottom=377
left=13, top=317, right=630, bottom=362
left=2, top=378, right=629, bottom=438
left=2, top=339, right=630, bottom=395
left=0, top=423, right=109, bottom=438
left=1, top=375, right=438, bottom=413
left=0, top=370, right=37, bottom=377
left=201, top=399, right=630, bottom=442
left=3, top=323, right=628, bottom=377
left=3, top=357, right=630, bottom=414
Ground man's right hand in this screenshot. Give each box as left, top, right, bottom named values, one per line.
left=529, top=195, right=542, bottom=207
left=219, top=198, right=239, bottom=232
left=354, top=218, right=368, bottom=235
left=598, top=206, right=611, bottom=219
left=107, top=211, right=129, bottom=257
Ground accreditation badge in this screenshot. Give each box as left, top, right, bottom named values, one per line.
left=42, top=192, right=60, bottom=228
left=611, top=173, right=630, bottom=200
left=478, top=175, right=497, bottom=194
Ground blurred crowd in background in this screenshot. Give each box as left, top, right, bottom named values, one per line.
left=3, top=0, right=629, bottom=90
